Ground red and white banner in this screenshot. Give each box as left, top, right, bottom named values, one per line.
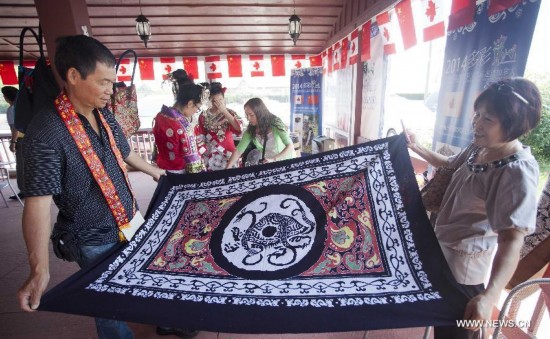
left=421, top=0, right=446, bottom=42
left=138, top=58, right=155, bottom=80
left=361, top=20, right=372, bottom=62
left=376, top=10, right=396, bottom=55
left=0, top=60, right=17, bottom=85
left=116, top=58, right=133, bottom=83
left=321, top=50, right=328, bottom=74
left=289, top=54, right=308, bottom=70
left=205, top=56, right=223, bottom=80
left=248, top=55, right=265, bottom=77
left=160, top=57, right=177, bottom=80
left=183, top=57, right=199, bottom=81
left=395, top=0, right=417, bottom=50
left=340, top=37, right=349, bottom=69
left=332, top=42, right=341, bottom=71
left=270, top=55, right=286, bottom=77
left=327, top=47, right=333, bottom=73
left=349, top=29, right=359, bottom=65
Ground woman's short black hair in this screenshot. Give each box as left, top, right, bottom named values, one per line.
left=54, top=35, right=116, bottom=81
left=1, top=86, right=18, bottom=102
left=474, top=77, right=542, bottom=141
left=209, top=82, right=224, bottom=96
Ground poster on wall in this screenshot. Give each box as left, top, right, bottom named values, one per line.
left=290, top=67, right=323, bottom=154
left=360, top=23, right=388, bottom=141
left=433, top=1, right=541, bottom=152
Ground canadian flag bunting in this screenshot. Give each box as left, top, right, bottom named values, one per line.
left=289, top=54, right=308, bottom=70
left=0, top=60, right=17, bottom=85
left=205, top=56, right=223, bottom=80
left=361, top=20, right=372, bottom=62
left=271, top=55, right=286, bottom=77
left=183, top=57, right=199, bottom=80
left=321, top=50, right=328, bottom=74
left=227, top=55, right=243, bottom=77
left=349, top=29, right=359, bottom=65
left=160, top=57, right=177, bottom=80
left=249, top=55, right=265, bottom=77
left=327, top=47, right=333, bottom=73
left=448, top=0, right=476, bottom=31
left=395, top=0, right=417, bottom=50
left=421, top=0, right=446, bottom=42
left=488, top=0, right=522, bottom=16
left=116, top=58, right=133, bottom=83
left=309, top=54, right=322, bottom=67
left=138, top=58, right=155, bottom=80
left=332, top=42, right=341, bottom=71
left=22, top=60, right=36, bottom=68
left=340, top=37, right=349, bottom=69
left=376, top=10, right=396, bottom=55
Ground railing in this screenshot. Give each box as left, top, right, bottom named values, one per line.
left=0, top=133, right=16, bottom=170
left=0, top=129, right=156, bottom=173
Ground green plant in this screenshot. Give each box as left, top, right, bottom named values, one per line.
left=521, top=72, right=550, bottom=162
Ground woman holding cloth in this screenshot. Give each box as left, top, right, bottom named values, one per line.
left=226, top=97, right=295, bottom=168
left=407, top=77, right=542, bottom=338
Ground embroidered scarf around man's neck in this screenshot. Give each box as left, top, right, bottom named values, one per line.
left=55, top=91, right=136, bottom=241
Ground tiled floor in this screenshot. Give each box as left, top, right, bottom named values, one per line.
left=0, top=172, right=431, bottom=339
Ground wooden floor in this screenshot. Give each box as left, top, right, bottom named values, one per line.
left=0, top=171, right=431, bottom=339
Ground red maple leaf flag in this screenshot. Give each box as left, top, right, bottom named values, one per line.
left=249, top=55, right=265, bottom=77
left=116, top=58, right=132, bottom=82
left=321, top=50, right=328, bottom=74
left=448, top=0, right=476, bottom=31
left=327, top=47, right=333, bottom=73
left=206, top=56, right=223, bottom=80
left=332, top=42, right=341, bottom=71
left=227, top=55, right=243, bottom=77
left=348, top=29, right=359, bottom=65
left=183, top=57, right=199, bottom=81
left=361, top=20, right=372, bottom=62
left=421, top=0, right=446, bottom=42
left=0, top=60, right=18, bottom=85
left=309, top=54, right=322, bottom=67
left=488, top=0, right=522, bottom=16
left=395, top=0, right=417, bottom=50
left=270, top=55, right=286, bottom=77
left=138, top=58, right=155, bottom=80
left=160, top=57, right=177, bottom=80
left=340, top=37, right=349, bottom=69
left=376, top=11, right=396, bottom=55
left=290, top=55, right=308, bottom=70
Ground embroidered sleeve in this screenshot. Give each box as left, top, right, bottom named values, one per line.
left=228, top=109, right=242, bottom=135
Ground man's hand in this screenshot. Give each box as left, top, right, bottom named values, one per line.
left=18, top=271, right=50, bottom=312
left=461, top=292, right=497, bottom=330
left=9, top=142, right=16, bottom=153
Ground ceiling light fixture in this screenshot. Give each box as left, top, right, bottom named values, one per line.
left=288, top=0, right=302, bottom=46
left=135, top=0, right=151, bottom=48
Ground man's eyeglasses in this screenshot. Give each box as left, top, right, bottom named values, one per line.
left=496, top=83, right=529, bottom=105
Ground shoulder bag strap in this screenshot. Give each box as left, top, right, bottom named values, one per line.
left=116, top=49, right=138, bottom=86
left=19, top=27, right=42, bottom=67
left=450, top=143, right=477, bottom=168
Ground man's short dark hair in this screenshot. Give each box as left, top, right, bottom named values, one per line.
left=55, top=35, right=116, bottom=81
left=1, top=86, right=18, bottom=102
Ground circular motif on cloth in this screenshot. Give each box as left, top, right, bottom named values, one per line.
left=166, top=142, right=174, bottom=150
left=177, top=128, right=184, bottom=135
left=166, top=128, right=174, bottom=137
left=211, top=184, right=327, bottom=280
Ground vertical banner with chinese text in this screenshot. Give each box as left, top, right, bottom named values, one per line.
left=433, top=1, right=540, bottom=152
left=290, top=67, right=323, bottom=154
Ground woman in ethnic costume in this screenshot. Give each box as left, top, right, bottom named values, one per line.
left=226, top=97, right=295, bottom=168
left=198, top=82, right=242, bottom=171
left=153, top=70, right=206, bottom=174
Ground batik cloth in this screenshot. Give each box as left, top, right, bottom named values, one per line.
left=40, top=135, right=469, bottom=333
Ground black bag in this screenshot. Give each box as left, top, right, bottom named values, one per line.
left=51, top=229, right=81, bottom=262
left=14, top=26, right=60, bottom=133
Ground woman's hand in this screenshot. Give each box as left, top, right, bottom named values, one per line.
left=260, top=158, right=275, bottom=164
left=213, top=96, right=228, bottom=114
left=152, top=168, right=167, bottom=182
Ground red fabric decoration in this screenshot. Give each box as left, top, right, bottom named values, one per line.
left=138, top=58, right=155, bottom=80
left=183, top=57, right=199, bottom=81
left=361, top=21, right=372, bottom=62
left=395, top=0, right=417, bottom=50
left=270, top=55, right=286, bottom=77
left=227, top=55, right=243, bottom=77
left=0, top=60, right=18, bottom=85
